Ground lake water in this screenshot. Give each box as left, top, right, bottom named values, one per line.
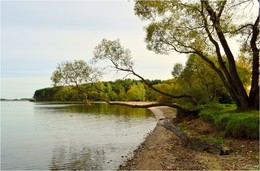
left=1, top=101, right=156, bottom=170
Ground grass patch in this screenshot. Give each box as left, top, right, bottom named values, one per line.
left=199, top=103, right=259, bottom=140
left=197, top=135, right=227, bottom=146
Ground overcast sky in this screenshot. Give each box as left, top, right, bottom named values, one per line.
left=1, top=0, right=188, bottom=99
left=1, top=0, right=258, bottom=99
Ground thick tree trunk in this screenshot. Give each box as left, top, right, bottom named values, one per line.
left=215, top=31, right=250, bottom=110
left=249, top=16, right=259, bottom=110
left=249, top=87, right=259, bottom=110
left=202, top=0, right=256, bottom=111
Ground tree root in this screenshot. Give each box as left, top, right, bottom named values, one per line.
left=162, top=117, right=230, bottom=155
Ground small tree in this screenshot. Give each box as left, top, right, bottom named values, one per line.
left=171, top=63, right=183, bottom=78
left=126, top=82, right=146, bottom=101
left=51, top=60, right=102, bottom=101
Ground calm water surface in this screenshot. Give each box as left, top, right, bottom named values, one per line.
left=1, top=101, right=156, bottom=170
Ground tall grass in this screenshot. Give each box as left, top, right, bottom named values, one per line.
left=200, top=104, right=259, bottom=140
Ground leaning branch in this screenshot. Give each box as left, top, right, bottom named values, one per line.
left=114, top=65, right=198, bottom=105
left=110, top=101, right=199, bottom=116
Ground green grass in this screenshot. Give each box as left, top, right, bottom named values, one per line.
left=197, top=135, right=227, bottom=146
left=199, top=103, right=259, bottom=140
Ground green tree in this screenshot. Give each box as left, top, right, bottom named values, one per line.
left=134, top=0, right=259, bottom=110
left=152, top=82, right=175, bottom=103
left=95, top=81, right=106, bottom=100
left=33, top=87, right=60, bottom=101
left=53, top=86, right=69, bottom=101
left=126, top=82, right=146, bottom=101
left=171, top=63, right=183, bottom=78
left=51, top=60, right=100, bottom=86
left=51, top=60, right=101, bottom=101
left=105, top=82, right=117, bottom=101
left=174, top=54, right=227, bottom=104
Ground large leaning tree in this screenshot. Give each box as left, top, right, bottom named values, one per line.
left=134, top=0, right=259, bottom=111
left=93, top=39, right=199, bottom=115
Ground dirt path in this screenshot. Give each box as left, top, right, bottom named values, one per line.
left=118, top=104, right=259, bottom=170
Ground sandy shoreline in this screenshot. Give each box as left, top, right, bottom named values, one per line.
left=117, top=102, right=260, bottom=170
left=119, top=105, right=188, bottom=170
left=115, top=102, right=180, bottom=170
left=118, top=104, right=189, bottom=170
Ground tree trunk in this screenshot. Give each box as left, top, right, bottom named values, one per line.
left=202, top=0, right=255, bottom=111
left=249, top=16, right=259, bottom=110
left=249, top=87, right=259, bottom=110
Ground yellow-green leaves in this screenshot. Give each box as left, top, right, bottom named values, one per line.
left=93, top=39, right=134, bottom=71
left=51, top=60, right=100, bottom=86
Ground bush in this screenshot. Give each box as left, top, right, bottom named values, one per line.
left=199, top=111, right=216, bottom=124
left=176, top=104, right=201, bottom=121
left=199, top=103, right=259, bottom=140
left=225, top=116, right=259, bottom=139
left=218, top=93, right=233, bottom=104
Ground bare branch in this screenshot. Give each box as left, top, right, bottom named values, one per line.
left=217, top=0, right=227, bottom=18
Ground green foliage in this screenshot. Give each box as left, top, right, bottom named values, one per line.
left=225, top=116, right=259, bottom=140
left=172, top=54, right=229, bottom=104
left=152, top=82, right=174, bottom=103
left=92, top=39, right=133, bottom=71
left=34, top=79, right=161, bottom=102
left=33, top=87, right=62, bottom=101
left=198, top=135, right=227, bottom=146
left=214, top=111, right=259, bottom=139
left=51, top=60, right=100, bottom=86
left=218, top=93, right=233, bottom=104
left=200, top=103, right=259, bottom=139
left=134, top=0, right=259, bottom=110
left=171, top=63, right=183, bottom=78
left=50, top=60, right=102, bottom=101
left=126, top=82, right=146, bottom=101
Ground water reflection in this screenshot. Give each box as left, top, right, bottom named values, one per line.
left=34, top=103, right=152, bottom=118
left=36, top=103, right=155, bottom=170
left=2, top=102, right=156, bottom=170
left=50, top=144, right=125, bottom=170
left=50, top=145, right=93, bottom=170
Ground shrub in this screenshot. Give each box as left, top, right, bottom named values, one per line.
left=225, top=116, right=259, bottom=139
left=199, top=111, right=216, bottom=124
left=199, top=103, right=259, bottom=140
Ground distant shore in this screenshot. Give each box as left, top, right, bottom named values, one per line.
left=0, top=98, right=34, bottom=101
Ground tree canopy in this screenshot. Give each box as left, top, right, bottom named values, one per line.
left=51, top=60, right=101, bottom=87
left=50, top=60, right=102, bottom=101
left=134, top=0, right=259, bottom=110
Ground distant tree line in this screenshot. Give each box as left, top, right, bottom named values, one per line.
left=33, top=79, right=160, bottom=102
left=33, top=77, right=234, bottom=104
